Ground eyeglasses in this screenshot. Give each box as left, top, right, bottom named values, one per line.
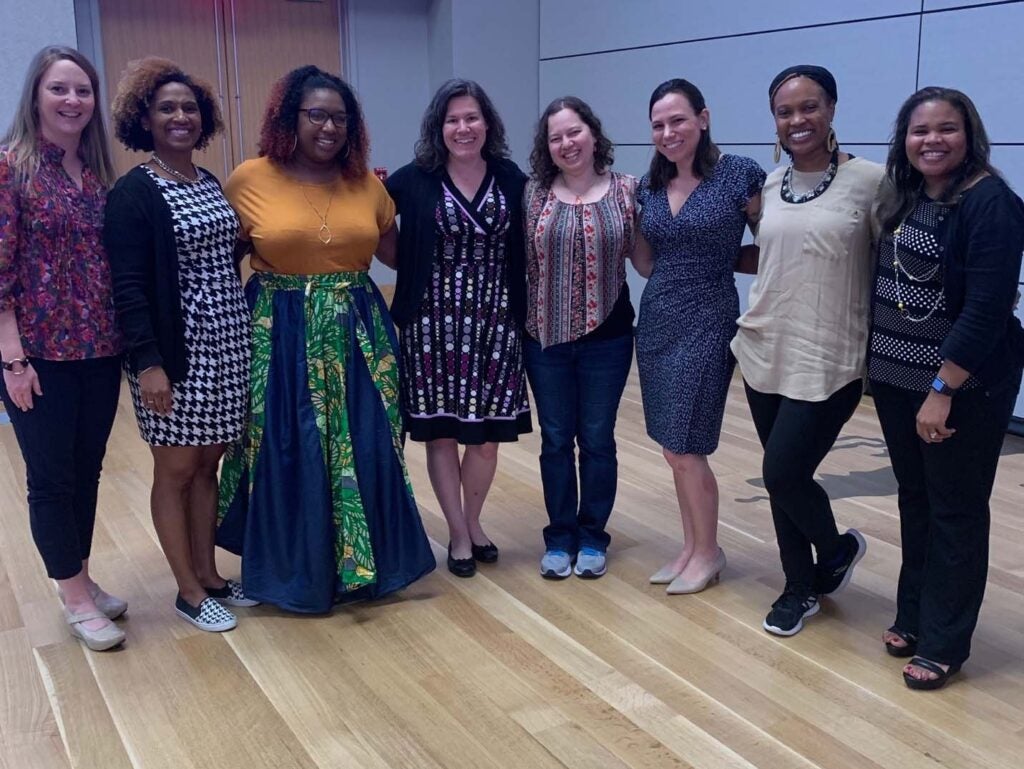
left=299, top=108, right=348, bottom=128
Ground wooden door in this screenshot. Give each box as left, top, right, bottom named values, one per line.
left=223, top=0, right=344, bottom=165
left=98, top=0, right=233, bottom=179
left=96, top=0, right=344, bottom=177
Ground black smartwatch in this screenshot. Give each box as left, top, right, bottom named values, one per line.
left=930, top=376, right=958, bottom=396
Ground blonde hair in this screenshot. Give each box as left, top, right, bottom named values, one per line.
left=1, top=45, right=115, bottom=187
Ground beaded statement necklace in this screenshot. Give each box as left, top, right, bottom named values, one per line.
left=150, top=154, right=200, bottom=184
left=891, top=203, right=943, bottom=323
left=780, top=149, right=839, bottom=204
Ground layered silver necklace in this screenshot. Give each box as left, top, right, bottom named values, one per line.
left=892, top=202, right=943, bottom=323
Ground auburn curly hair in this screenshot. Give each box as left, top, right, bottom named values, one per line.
left=257, top=65, right=368, bottom=180
left=110, top=57, right=222, bottom=152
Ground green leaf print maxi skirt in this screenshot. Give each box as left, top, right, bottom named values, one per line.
left=217, top=271, right=435, bottom=612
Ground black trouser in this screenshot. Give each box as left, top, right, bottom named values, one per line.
left=0, top=356, right=122, bottom=580
left=744, top=379, right=863, bottom=592
left=871, top=376, right=1020, bottom=666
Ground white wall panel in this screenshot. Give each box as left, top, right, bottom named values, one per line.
left=540, top=16, right=919, bottom=147
left=0, top=0, right=77, bottom=129
left=918, top=3, right=1024, bottom=142
left=450, top=0, right=540, bottom=166
left=540, top=0, right=919, bottom=59
left=923, top=0, right=1006, bottom=9
left=990, top=146, right=1024, bottom=419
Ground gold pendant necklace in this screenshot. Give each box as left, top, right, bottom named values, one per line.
left=301, top=185, right=335, bottom=244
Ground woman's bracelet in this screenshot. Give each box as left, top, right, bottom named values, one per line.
left=1, top=357, right=30, bottom=375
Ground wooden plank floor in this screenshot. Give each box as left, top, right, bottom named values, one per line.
left=2, top=367, right=1023, bottom=769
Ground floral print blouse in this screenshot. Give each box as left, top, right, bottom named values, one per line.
left=0, top=139, right=121, bottom=360
left=523, top=171, right=637, bottom=348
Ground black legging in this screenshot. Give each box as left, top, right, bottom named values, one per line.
left=744, top=378, right=863, bottom=592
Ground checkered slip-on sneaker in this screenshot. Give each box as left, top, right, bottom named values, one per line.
left=175, top=595, right=237, bottom=632
left=205, top=579, right=260, bottom=607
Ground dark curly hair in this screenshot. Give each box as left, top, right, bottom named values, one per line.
left=646, top=78, right=720, bottom=191
left=881, top=86, right=1000, bottom=232
left=414, top=79, right=509, bottom=172
left=529, top=96, right=614, bottom=187
left=257, top=65, right=368, bottom=180
left=110, top=57, right=222, bottom=152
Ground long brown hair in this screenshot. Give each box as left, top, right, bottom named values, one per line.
left=1, top=45, right=115, bottom=187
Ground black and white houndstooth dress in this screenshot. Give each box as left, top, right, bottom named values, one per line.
left=127, top=167, right=250, bottom=446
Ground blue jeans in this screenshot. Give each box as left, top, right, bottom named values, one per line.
left=524, top=333, right=633, bottom=553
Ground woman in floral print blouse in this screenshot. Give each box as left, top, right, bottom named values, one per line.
left=0, top=46, right=125, bottom=651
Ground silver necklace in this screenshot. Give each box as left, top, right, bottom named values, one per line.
left=150, top=154, right=199, bottom=184
left=892, top=213, right=943, bottom=323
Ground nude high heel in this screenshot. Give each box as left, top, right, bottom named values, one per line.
left=649, top=563, right=684, bottom=584
left=666, top=548, right=726, bottom=595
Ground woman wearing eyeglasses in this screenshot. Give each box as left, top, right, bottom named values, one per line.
left=216, top=66, right=434, bottom=613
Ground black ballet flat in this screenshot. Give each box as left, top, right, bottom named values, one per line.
left=903, top=657, right=961, bottom=691
left=884, top=626, right=918, bottom=658
left=447, top=544, right=476, bottom=578
left=471, top=541, right=499, bottom=563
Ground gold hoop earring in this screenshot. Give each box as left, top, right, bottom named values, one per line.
left=827, top=127, right=838, bottom=153
left=773, top=138, right=783, bottom=164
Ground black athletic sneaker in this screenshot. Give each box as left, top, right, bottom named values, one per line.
left=763, top=588, right=820, bottom=636
left=814, top=529, right=867, bottom=596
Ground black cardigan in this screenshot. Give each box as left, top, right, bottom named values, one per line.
left=936, top=175, right=1024, bottom=387
left=385, top=157, right=528, bottom=329
left=104, top=166, right=222, bottom=382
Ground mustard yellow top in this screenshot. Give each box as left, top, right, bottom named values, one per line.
left=225, top=157, right=395, bottom=274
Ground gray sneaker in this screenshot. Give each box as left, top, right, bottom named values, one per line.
left=540, top=550, right=572, bottom=579
left=574, top=548, right=607, bottom=578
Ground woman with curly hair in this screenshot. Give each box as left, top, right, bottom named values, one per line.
left=522, top=96, right=635, bottom=579
left=105, top=57, right=252, bottom=632
left=216, top=65, right=434, bottom=612
left=0, top=45, right=124, bottom=651
left=383, top=79, right=531, bottom=578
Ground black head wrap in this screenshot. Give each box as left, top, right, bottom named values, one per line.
left=769, top=65, right=838, bottom=107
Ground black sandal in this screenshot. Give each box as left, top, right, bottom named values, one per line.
left=903, top=656, right=961, bottom=691
left=884, top=626, right=918, bottom=658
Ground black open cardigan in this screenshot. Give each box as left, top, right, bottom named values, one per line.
left=385, top=157, right=528, bottom=329
left=935, top=175, right=1024, bottom=388
left=104, top=166, right=225, bottom=382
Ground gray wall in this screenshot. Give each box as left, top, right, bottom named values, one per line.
left=0, top=0, right=78, bottom=132
left=538, top=0, right=1024, bottom=420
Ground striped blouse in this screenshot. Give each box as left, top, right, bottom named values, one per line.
left=524, top=171, right=637, bottom=349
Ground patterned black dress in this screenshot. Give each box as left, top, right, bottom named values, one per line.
left=127, top=167, right=249, bottom=446
left=399, top=172, right=531, bottom=444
